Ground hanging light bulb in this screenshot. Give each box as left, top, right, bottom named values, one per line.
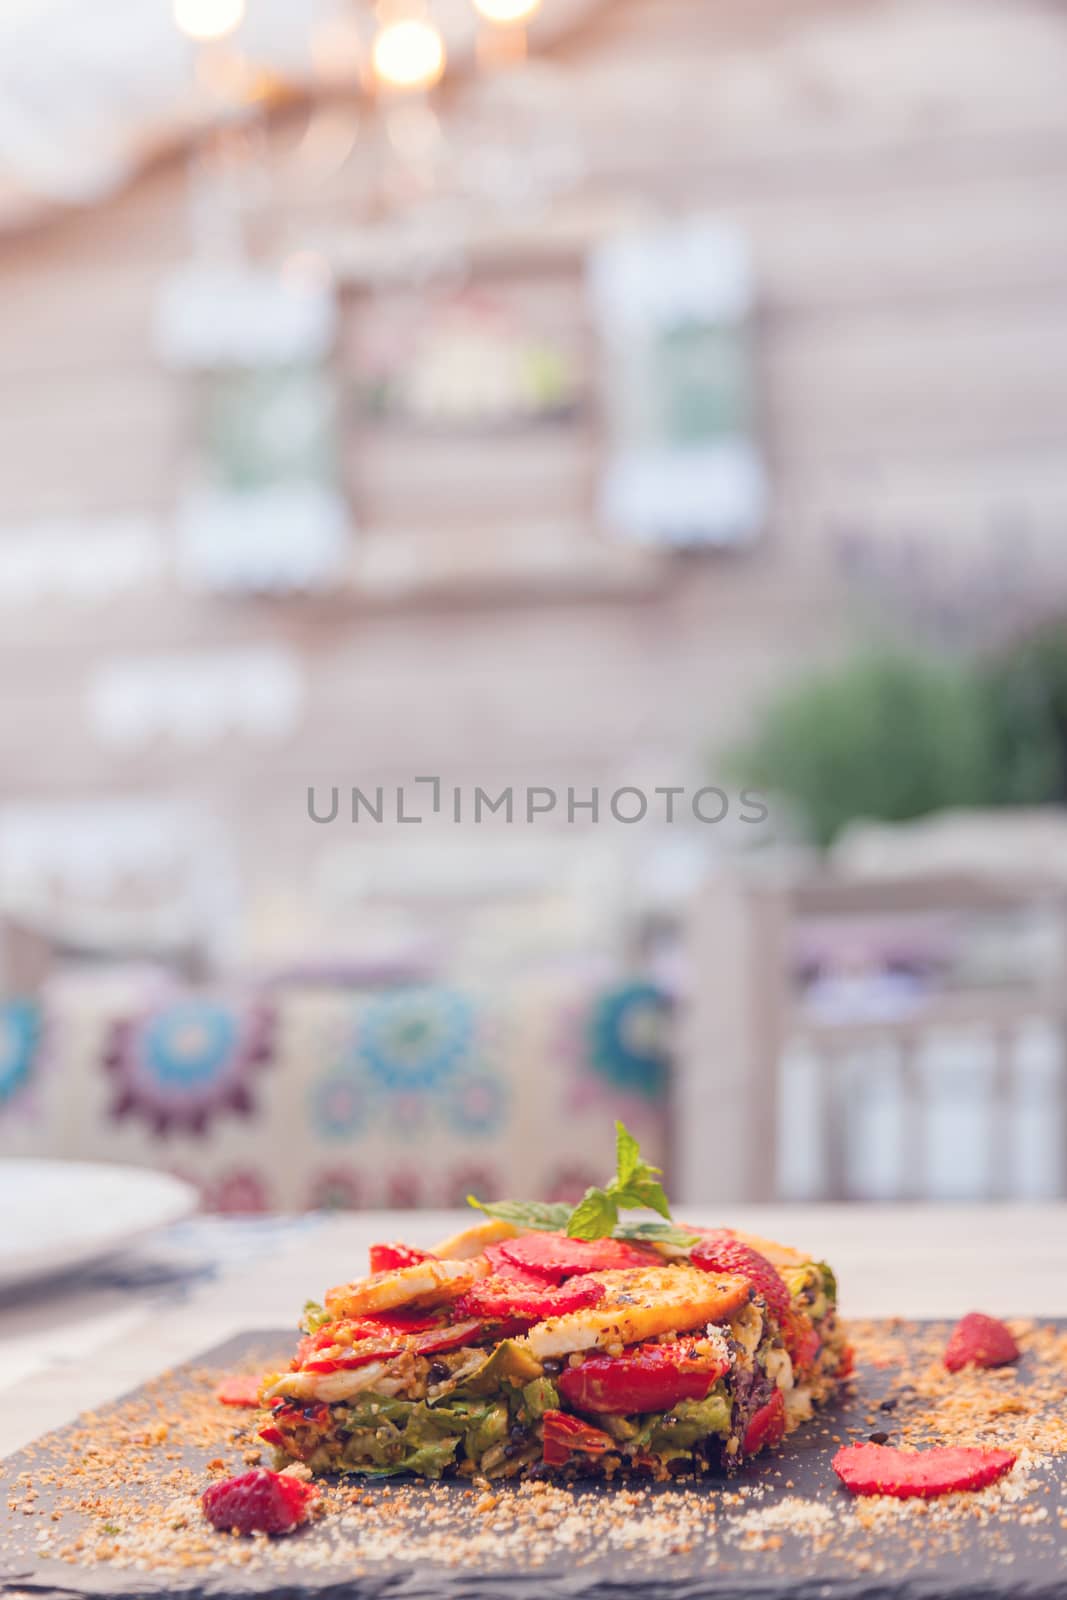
left=173, top=0, right=245, bottom=43
left=372, top=16, right=446, bottom=91
left=472, top=0, right=542, bottom=22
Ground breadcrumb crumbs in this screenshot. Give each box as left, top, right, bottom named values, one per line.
left=0, top=1321, right=1064, bottom=1593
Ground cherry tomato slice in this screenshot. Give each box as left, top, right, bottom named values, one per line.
left=542, top=1410, right=615, bottom=1466
left=413, top=1319, right=485, bottom=1356
left=369, top=1242, right=434, bottom=1274
left=558, top=1340, right=728, bottom=1416
left=741, top=1388, right=786, bottom=1456
left=496, top=1232, right=657, bottom=1283
left=456, top=1272, right=605, bottom=1322
left=215, top=1374, right=265, bottom=1408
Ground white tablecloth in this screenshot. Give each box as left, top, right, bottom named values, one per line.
left=2, top=1205, right=1065, bottom=1459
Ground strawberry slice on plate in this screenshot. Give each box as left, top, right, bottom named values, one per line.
left=833, top=1443, right=1017, bottom=1499
left=493, top=1232, right=657, bottom=1283
left=202, top=1469, right=317, bottom=1536
left=944, top=1312, right=1019, bottom=1373
left=214, top=1374, right=265, bottom=1408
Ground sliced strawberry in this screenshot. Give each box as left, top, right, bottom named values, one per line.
left=741, top=1388, right=786, bottom=1455
left=257, top=1424, right=286, bottom=1448
left=689, top=1230, right=790, bottom=1322
left=456, top=1272, right=606, bottom=1322
left=311, top=1311, right=442, bottom=1351
left=838, top=1343, right=855, bottom=1378
left=833, top=1443, right=1017, bottom=1499
left=781, top=1307, right=820, bottom=1374
left=944, top=1312, right=1019, bottom=1373
left=302, top=1341, right=404, bottom=1374
left=215, top=1374, right=265, bottom=1408
left=541, top=1410, right=615, bottom=1466
left=413, top=1319, right=485, bottom=1356
left=202, top=1468, right=317, bottom=1536
left=368, top=1242, right=433, bottom=1274
left=495, top=1232, right=657, bottom=1283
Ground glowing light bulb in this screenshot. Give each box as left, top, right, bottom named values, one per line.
left=173, top=0, right=245, bottom=43
left=372, top=17, right=446, bottom=91
left=472, top=0, right=542, bottom=22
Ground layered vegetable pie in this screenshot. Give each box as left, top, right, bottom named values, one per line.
left=260, top=1138, right=848, bottom=1482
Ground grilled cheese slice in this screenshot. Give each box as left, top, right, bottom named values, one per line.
left=518, top=1266, right=752, bottom=1361
left=431, top=1219, right=520, bottom=1259
left=324, top=1256, right=489, bottom=1319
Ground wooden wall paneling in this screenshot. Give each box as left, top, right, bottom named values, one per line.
left=0, top=0, right=1065, bottom=903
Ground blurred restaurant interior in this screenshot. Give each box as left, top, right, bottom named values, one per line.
left=2, top=0, right=1067, bottom=1216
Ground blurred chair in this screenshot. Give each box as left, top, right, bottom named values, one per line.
left=681, top=848, right=1067, bottom=1204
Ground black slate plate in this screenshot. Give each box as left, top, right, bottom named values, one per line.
left=1, top=1323, right=1065, bottom=1600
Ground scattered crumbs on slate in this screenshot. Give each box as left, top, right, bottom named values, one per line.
left=1, top=1320, right=1066, bottom=1589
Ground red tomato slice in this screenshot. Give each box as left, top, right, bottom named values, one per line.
left=557, top=1341, right=727, bottom=1415
left=741, top=1388, right=786, bottom=1455
left=215, top=1374, right=265, bottom=1408
left=497, top=1232, right=657, bottom=1283
left=542, top=1410, right=615, bottom=1466
left=413, top=1319, right=485, bottom=1356
left=456, top=1272, right=606, bottom=1322
left=369, top=1242, right=434, bottom=1274
left=302, top=1341, right=404, bottom=1374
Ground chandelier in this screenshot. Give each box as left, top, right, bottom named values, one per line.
left=174, top=0, right=546, bottom=92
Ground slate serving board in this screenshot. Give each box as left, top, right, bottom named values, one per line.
left=2, top=1324, right=1064, bottom=1600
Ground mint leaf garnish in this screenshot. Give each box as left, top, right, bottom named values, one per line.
left=567, top=1187, right=619, bottom=1240
left=615, top=1120, right=641, bottom=1185
left=615, top=1174, right=672, bottom=1220
left=613, top=1220, right=700, bottom=1248
left=470, top=1122, right=684, bottom=1245
left=466, top=1197, right=572, bottom=1233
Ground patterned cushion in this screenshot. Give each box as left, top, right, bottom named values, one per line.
left=0, top=980, right=672, bottom=1213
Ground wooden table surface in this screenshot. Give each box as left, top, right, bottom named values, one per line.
left=2, top=1205, right=1065, bottom=1460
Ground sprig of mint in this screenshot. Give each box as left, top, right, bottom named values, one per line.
left=468, top=1122, right=699, bottom=1251
left=465, top=1198, right=573, bottom=1233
